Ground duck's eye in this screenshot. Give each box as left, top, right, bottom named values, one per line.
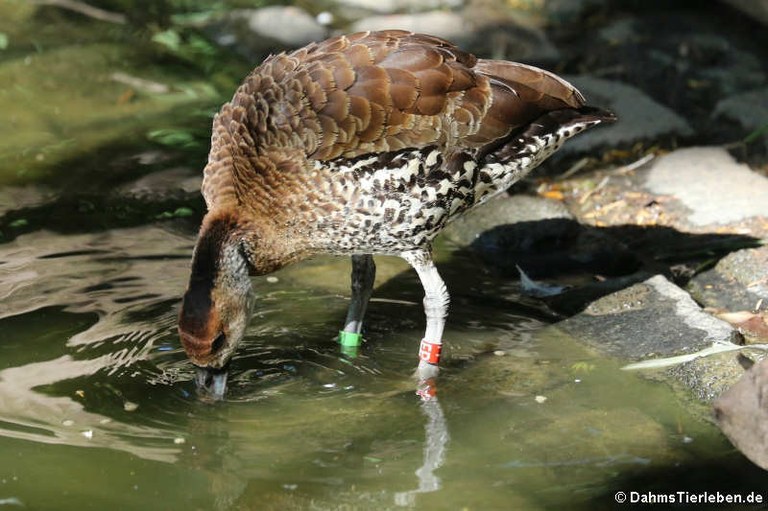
left=211, top=333, right=226, bottom=354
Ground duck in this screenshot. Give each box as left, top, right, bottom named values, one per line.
left=177, top=30, right=615, bottom=399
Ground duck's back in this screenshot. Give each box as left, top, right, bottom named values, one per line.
left=203, top=31, right=584, bottom=213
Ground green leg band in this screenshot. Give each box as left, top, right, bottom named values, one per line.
left=339, top=331, right=362, bottom=347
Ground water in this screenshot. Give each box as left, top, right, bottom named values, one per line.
left=0, top=224, right=764, bottom=511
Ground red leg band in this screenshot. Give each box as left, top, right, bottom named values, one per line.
left=419, top=340, right=442, bottom=365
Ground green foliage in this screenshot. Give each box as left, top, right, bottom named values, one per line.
left=146, top=128, right=200, bottom=148
left=0, top=33, right=8, bottom=50
left=150, top=28, right=218, bottom=69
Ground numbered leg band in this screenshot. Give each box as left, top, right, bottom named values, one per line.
left=419, top=340, right=442, bottom=365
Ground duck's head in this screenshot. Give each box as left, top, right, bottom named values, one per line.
left=178, top=210, right=255, bottom=400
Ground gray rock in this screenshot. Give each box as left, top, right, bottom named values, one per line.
left=115, top=167, right=201, bottom=201
left=335, top=0, right=463, bottom=15
left=461, top=22, right=560, bottom=63
left=207, top=7, right=326, bottom=60
left=668, top=350, right=756, bottom=403
left=543, top=0, right=612, bottom=24
left=235, top=7, right=326, bottom=47
left=558, top=76, right=693, bottom=155
left=721, top=0, right=768, bottom=26
left=350, top=11, right=466, bottom=41
left=442, top=194, right=572, bottom=248
left=443, top=194, right=639, bottom=279
left=557, top=275, right=740, bottom=360
left=644, top=147, right=768, bottom=227
left=688, top=245, right=768, bottom=311
left=713, top=87, right=768, bottom=153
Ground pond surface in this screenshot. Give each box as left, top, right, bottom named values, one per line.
left=0, top=223, right=764, bottom=511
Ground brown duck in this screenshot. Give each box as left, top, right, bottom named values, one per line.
left=178, top=30, right=615, bottom=399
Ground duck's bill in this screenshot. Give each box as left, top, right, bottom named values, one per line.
left=194, top=365, right=228, bottom=401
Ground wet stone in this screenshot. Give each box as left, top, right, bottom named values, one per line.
left=688, top=245, right=768, bottom=312
left=669, top=349, right=765, bottom=403
left=556, top=275, right=740, bottom=360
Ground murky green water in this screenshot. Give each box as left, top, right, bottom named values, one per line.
left=0, top=225, right=764, bottom=511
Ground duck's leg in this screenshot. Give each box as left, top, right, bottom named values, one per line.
left=339, top=254, right=376, bottom=351
left=401, top=249, right=449, bottom=384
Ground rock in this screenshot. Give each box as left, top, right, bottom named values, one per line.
left=668, top=349, right=762, bottom=402
left=514, top=408, right=671, bottom=467
left=721, top=0, right=768, bottom=26
left=461, top=21, right=560, bottom=63
left=714, top=355, right=768, bottom=469
left=0, top=185, right=53, bottom=215
left=564, top=147, right=768, bottom=238
left=442, top=194, right=572, bottom=248
left=644, top=147, right=768, bottom=228
left=335, top=0, right=463, bottom=15
left=538, top=0, right=612, bottom=25
left=115, top=167, right=201, bottom=201
left=556, top=76, right=693, bottom=156
left=557, top=275, right=740, bottom=360
left=442, top=194, right=637, bottom=278
left=713, top=87, right=768, bottom=154
left=207, top=7, right=326, bottom=61
left=688, top=245, right=768, bottom=312
left=350, top=11, right=466, bottom=41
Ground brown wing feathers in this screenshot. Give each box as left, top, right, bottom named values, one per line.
left=203, top=30, right=596, bottom=208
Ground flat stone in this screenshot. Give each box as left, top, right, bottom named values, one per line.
left=557, top=275, right=740, bottom=360
left=688, top=245, right=768, bottom=311
left=558, top=76, right=693, bottom=155
left=644, top=147, right=768, bottom=227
